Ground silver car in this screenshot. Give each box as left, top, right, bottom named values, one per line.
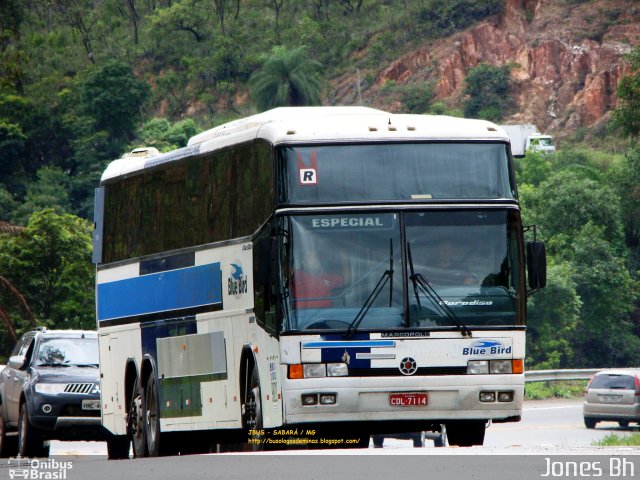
left=583, top=370, right=640, bottom=429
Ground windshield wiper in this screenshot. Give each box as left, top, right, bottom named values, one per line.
left=72, top=363, right=99, bottom=368
left=407, top=243, right=472, bottom=337
left=37, top=362, right=71, bottom=367
left=344, top=239, right=394, bottom=339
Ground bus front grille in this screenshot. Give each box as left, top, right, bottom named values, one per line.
left=347, top=367, right=468, bottom=377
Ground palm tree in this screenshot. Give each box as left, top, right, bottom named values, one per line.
left=0, top=221, right=35, bottom=342
left=249, top=46, right=323, bottom=112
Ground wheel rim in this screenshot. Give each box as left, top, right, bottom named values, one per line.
left=146, top=378, right=158, bottom=446
left=130, top=393, right=144, bottom=445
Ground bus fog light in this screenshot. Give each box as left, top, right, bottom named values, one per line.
left=301, top=394, right=318, bottom=406
left=498, top=391, right=514, bottom=402
left=327, top=363, right=348, bottom=377
left=42, top=404, right=52, bottom=414
left=319, top=394, right=336, bottom=405
left=479, top=391, right=496, bottom=402
left=467, top=360, right=489, bottom=374
left=303, top=364, right=327, bottom=378
left=489, top=360, right=512, bottom=374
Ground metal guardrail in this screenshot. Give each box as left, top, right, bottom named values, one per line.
left=524, top=368, right=638, bottom=383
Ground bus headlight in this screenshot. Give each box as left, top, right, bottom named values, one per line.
left=489, top=360, right=512, bottom=374
left=289, top=363, right=349, bottom=378
left=303, top=364, right=326, bottom=378
left=467, top=360, right=489, bottom=374
left=468, top=359, right=521, bottom=374
left=327, top=363, right=348, bottom=377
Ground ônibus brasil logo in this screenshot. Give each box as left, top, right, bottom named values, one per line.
left=462, top=340, right=511, bottom=356
left=228, top=263, right=248, bottom=297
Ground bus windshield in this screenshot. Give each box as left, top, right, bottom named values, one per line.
left=277, top=143, right=514, bottom=204
left=282, top=210, right=524, bottom=332
left=405, top=210, right=523, bottom=327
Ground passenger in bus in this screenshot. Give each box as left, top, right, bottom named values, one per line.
left=291, top=248, right=350, bottom=308
left=427, top=239, right=475, bottom=286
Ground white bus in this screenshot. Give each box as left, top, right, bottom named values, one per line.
left=93, top=107, right=546, bottom=458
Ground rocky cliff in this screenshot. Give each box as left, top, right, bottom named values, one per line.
left=334, top=0, right=640, bottom=137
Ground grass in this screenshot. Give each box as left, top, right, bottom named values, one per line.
left=594, top=432, right=640, bottom=446
left=525, top=380, right=588, bottom=400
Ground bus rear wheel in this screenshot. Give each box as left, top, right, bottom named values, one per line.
left=144, top=374, right=175, bottom=456
left=445, top=420, right=485, bottom=447
left=129, top=381, right=147, bottom=458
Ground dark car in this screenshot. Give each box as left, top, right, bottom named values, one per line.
left=0, top=328, right=108, bottom=457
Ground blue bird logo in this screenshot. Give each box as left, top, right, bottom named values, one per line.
left=231, top=264, right=243, bottom=280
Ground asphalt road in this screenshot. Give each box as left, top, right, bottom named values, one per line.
left=48, top=397, right=638, bottom=455
left=3, top=398, right=636, bottom=480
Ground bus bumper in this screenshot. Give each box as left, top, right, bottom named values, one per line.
left=281, top=373, right=523, bottom=424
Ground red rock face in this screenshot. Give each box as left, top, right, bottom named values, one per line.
left=336, top=0, right=639, bottom=136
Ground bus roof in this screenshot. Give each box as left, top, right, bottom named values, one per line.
left=101, top=107, right=509, bottom=183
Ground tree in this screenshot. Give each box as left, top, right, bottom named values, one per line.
left=81, top=60, right=151, bottom=142
left=521, top=169, right=639, bottom=367
left=136, top=117, right=200, bottom=151
left=463, top=63, right=511, bottom=121
left=11, top=167, right=72, bottom=225
left=522, top=169, right=625, bottom=255
left=610, top=145, right=640, bottom=257
left=0, top=221, right=34, bottom=345
left=611, top=45, right=640, bottom=138
left=526, top=262, right=581, bottom=369
left=569, top=223, right=639, bottom=367
left=249, top=46, right=323, bottom=111
left=0, top=210, right=95, bottom=333
left=0, top=0, right=25, bottom=91
left=51, top=0, right=107, bottom=64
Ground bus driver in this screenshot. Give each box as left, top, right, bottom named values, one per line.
left=291, top=248, right=350, bottom=308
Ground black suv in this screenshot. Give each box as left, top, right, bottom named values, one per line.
left=0, top=329, right=107, bottom=457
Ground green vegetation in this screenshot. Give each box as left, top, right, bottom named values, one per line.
left=0, top=210, right=94, bottom=357
left=519, top=144, right=640, bottom=369
left=594, top=433, right=640, bottom=447
left=463, top=63, right=512, bottom=121
left=249, top=46, right=323, bottom=111
left=525, top=381, right=588, bottom=400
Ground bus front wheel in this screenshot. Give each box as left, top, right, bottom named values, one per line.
left=244, top=369, right=266, bottom=451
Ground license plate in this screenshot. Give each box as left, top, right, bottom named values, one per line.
left=82, top=399, right=101, bottom=410
left=600, top=394, right=622, bottom=403
left=389, top=393, right=428, bottom=407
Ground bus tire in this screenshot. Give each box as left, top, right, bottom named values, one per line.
left=144, top=374, right=165, bottom=456
left=245, top=369, right=265, bottom=451
left=445, top=420, right=485, bottom=447
left=129, top=381, right=147, bottom=458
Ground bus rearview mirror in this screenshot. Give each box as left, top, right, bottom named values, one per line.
left=254, top=236, right=277, bottom=287
left=526, top=241, right=546, bottom=290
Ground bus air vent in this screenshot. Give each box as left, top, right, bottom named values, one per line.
left=123, top=147, right=160, bottom=158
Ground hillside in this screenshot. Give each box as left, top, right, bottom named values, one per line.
left=334, top=0, right=640, bottom=139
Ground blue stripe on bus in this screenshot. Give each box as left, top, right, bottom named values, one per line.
left=97, top=263, right=222, bottom=322
left=302, top=340, right=396, bottom=349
